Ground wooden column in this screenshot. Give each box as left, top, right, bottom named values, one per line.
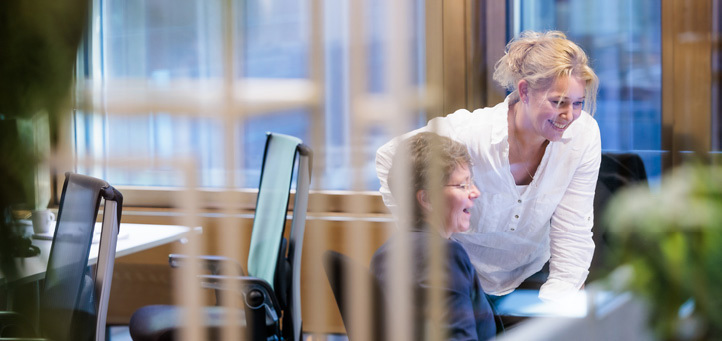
left=662, top=0, right=713, bottom=167
left=425, top=0, right=507, bottom=120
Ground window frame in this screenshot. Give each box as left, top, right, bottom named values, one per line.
left=55, top=0, right=422, bottom=211
left=56, top=0, right=718, bottom=210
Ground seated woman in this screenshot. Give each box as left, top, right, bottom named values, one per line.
left=370, top=132, right=496, bottom=340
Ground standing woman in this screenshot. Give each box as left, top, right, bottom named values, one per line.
left=376, top=31, right=601, bottom=301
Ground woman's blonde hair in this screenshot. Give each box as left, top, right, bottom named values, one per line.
left=493, top=30, right=599, bottom=115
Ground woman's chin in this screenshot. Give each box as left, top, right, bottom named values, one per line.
left=456, top=225, right=470, bottom=234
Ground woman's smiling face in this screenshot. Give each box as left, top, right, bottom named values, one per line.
left=441, top=164, right=479, bottom=237
left=523, top=75, right=586, bottom=142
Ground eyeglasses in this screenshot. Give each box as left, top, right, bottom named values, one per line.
left=444, top=181, right=475, bottom=193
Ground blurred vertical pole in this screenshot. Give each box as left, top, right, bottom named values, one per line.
left=712, top=0, right=721, bottom=164
left=307, top=0, right=327, bottom=338
left=311, top=0, right=326, bottom=186
left=425, top=118, right=448, bottom=341
left=423, top=1, right=447, bottom=336
left=220, top=0, right=243, bottom=339
left=177, top=160, right=203, bottom=341
left=425, top=0, right=443, bottom=119
left=423, top=2, right=448, bottom=336
left=385, top=0, right=414, bottom=340
left=309, top=0, right=325, bottom=185
left=347, top=0, right=375, bottom=339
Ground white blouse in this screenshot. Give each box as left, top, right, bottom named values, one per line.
left=375, top=96, right=601, bottom=301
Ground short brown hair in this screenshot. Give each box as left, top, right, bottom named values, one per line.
left=388, top=132, right=472, bottom=227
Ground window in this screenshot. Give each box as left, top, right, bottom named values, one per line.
left=75, top=0, right=425, bottom=195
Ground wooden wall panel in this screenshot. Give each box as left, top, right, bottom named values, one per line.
left=662, top=0, right=713, bottom=167
left=442, top=0, right=469, bottom=115
left=427, top=0, right=506, bottom=119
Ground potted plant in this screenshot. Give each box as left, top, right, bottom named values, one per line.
left=605, top=164, right=722, bottom=340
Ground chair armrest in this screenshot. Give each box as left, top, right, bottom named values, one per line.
left=168, top=254, right=245, bottom=276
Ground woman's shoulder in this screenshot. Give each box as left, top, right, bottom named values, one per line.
left=435, top=102, right=508, bottom=145
left=447, top=238, right=471, bottom=256
left=446, top=239, right=476, bottom=274
left=459, top=101, right=508, bottom=118
left=442, top=101, right=507, bottom=122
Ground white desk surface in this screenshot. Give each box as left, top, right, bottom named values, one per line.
left=2, top=223, right=193, bottom=283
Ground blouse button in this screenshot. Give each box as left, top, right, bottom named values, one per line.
left=517, top=199, right=522, bottom=203
left=515, top=215, right=519, bottom=219
left=511, top=228, right=515, bottom=231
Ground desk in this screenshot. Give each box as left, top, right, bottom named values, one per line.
left=496, top=290, right=648, bottom=340
left=494, top=289, right=617, bottom=318
left=2, top=223, right=192, bottom=283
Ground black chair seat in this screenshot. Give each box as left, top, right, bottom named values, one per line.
left=129, top=305, right=253, bottom=341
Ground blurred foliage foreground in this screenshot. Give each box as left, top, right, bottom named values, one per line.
left=0, top=1, right=87, bottom=280
left=606, top=164, right=722, bottom=340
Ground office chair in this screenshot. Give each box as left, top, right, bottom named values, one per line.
left=322, top=250, right=386, bottom=341
left=588, top=152, right=648, bottom=280
left=129, top=132, right=312, bottom=341
left=0, top=172, right=123, bottom=341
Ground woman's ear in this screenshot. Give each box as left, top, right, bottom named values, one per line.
left=518, top=79, right=529, bottom=103
left=416, top=189, right=432, bottom=212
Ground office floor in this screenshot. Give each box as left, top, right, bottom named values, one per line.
left=108, top=326, right=349, bottom=341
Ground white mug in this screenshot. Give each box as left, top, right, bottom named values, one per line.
left=31, top=210, right=56, bottom=235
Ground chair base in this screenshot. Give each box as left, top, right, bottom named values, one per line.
left=129, top=304, right=284, bottom=341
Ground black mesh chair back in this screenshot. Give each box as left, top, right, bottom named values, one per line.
left=589, top=152, right=648, bottom=279
left=40, top=173, right=123, bottom=341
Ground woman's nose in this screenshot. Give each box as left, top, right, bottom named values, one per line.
left=469, top=184, right=480, bottom=199
left=559, top=103, right=574, bottom=120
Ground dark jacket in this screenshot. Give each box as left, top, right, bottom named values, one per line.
left=370, top=230, right=496, bottom=341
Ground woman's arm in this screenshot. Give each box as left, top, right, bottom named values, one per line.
left=540, top=117, right=602, bottom=302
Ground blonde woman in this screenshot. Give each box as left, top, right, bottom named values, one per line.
left=376, top=31, right=601, bottom=302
